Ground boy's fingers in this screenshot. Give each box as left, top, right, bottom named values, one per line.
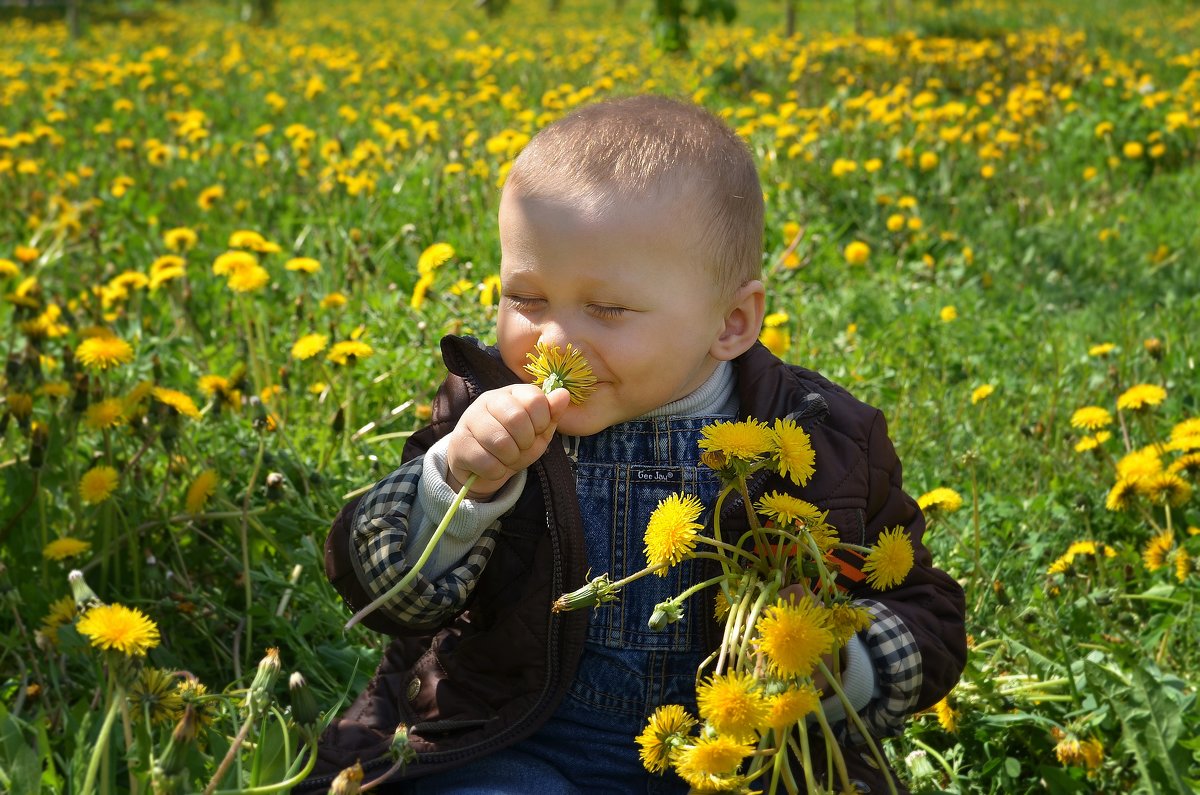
left=545, top=387, right=571, bottom=422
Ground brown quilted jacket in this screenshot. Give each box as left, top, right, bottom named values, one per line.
left=300, top=335, right=967, bottom=793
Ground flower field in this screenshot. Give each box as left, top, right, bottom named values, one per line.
left=1, top=0, right=1199, bottom=791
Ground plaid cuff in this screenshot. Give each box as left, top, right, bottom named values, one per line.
left=350, top=459, right=500, bottom=628
left=838, top=599, right=923, bottom=743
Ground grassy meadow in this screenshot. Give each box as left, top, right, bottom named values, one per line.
left=1, top=0, right=1198, bottom=791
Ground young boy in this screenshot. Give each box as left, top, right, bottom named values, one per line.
left=305, top=96, right=966, bottom=794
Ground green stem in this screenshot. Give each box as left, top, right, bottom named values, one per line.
left=345, top=474, right=477, bottom=630
left=813, top=704, right=851, bottom=794
left=907, top=737, right=960, bottom=789
left=82, top=690, right=123, bottom=795
left=206, top=746, right=317, bottom=795
left=817, top=659, right=898, bottom=795
left=241, top=433, right=266, bottom=669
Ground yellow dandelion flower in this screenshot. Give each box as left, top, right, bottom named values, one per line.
left=674, top=735, right=753, bottom=791
left=177, top=678, right=218, bottom=727
left=696, top=671, right=769, bottom=741
left=918, top=487, right=964, bottom=514
left=77, top=603, right=160, bottom=657
left=940, top=305, right=958, bottom=323
left=185, top=470, right=219, bottom=514
left=228, top=230, right=268, bottom=249
left=1168, top=453, right=1200, bottom=477
left=523, top=342, right=597, bottom=404
left=764, top=685, right=820, bottom=731
left=285, top=257, right=321, bottom=274
left=130, top=668, right=184, bottom=726
left=43, top=537, right=92, bottom=561
left=643, top=493, right=704, bottom=575
left=417, top=242, right=455, bottom=275
left=212, top=250, right=258, bottom=276
left=327, top=340, right=374, bottom=366
left=6, top=392, right=32, bottom=420
left=320, top=292, right=348, bottom=309
left=227, top=264, right=270, bottom=292
left=291, top=333, right=329, bottom=360
left=699, top=419, right=773, bottom=462
left=1074, top=431, right=1112, bottom=453
left=40, top=595, right=77, bottom=645
left=75, top=336, right=134, bottom=370
left=1104, top=477, right=1137, bottom=511
left=1116, top=449, right=1162, bottom=483
left=769, top=418, right=815, bottom=486
left=863, top=527, right=914, bottom=589
left=933, top=696, right=958, bottom=733
left=1139, top=472, right=1192, bottom=507
left=1142, top=530, right=1174, bottom=572
left=80, top=465, right=119, bottom=504
left=152, top=387, right=201, bottom=419
left=754, top=492, right=823, bottom=528
left=828, top=602, right=872, bottom=645
left=1176, top=548, right=1192, bottom=583
left=1117, top=383, right=1167, bottom=411
left=844, top=240, right=870, bottom=266
left=1055, top=732, right=1104, bottom=771
left=971, top=384, right=994, bottom=404
left=197, top=185, right=224, bottom=210
left=714, top=590, right=731, bottom=622
left=636, top=704, right=696, bottom=774
left=755, top=598, right=834, bottom=679
left=38, top=382, right=71, bottom=399
left=84, top=398, right=125, bottom=430
left=1088, top=343, right=1116, bottom=357
left=163, top=227, right=198, bottom=251
left=1070, top=406, right=1112, bottom=430
left=1171, top=418, right=1200, bottom=441
left=0, top=259, right=20, bottom=278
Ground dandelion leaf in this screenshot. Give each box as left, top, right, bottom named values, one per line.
left=1084, top=660, right=1193, bottom=795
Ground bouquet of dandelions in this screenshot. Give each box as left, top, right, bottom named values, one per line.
left=548, top=385, right=916, bottom=794
left=343, top=342, right=916, bottom=794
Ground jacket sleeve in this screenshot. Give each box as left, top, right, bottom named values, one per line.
left=846, top=410, right=967, bottom=735
left=324, top=457, right=504, bottom=635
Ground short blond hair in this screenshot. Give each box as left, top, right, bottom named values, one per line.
left=505, top=95, right=764, bottom=295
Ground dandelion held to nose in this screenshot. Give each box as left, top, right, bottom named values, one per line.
left=345, top=343, right=597, bottom=630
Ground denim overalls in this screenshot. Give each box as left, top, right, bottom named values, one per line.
left=410, top=416, right=729, bottom=795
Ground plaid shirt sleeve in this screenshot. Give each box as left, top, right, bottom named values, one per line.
left=348, top=458, right=502, bottom=628
left=835, top=598, right=923, bottom=744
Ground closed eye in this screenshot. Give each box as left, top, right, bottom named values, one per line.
left=503, top=294, right=543, bottom=311
left=588, top=304, right=626, bottom=319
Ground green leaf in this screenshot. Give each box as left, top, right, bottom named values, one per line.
left=1085, top=660, right=1194, bottom=794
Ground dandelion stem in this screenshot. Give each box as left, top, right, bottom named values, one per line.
left=82, top=689, right=123, bottom=795
left=345, top=473, right=478, bottom=630
left=203, top=712, right=257, bottom=795
left=206, top=745, right=317, bottom=794
left=817, top=658, right=898, bottom=795
left=240, top=432, right=267, bottom=669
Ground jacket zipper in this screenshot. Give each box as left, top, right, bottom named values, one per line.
left=304, top=342, right=569, bottom=789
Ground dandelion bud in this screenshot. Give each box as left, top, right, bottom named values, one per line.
left=332, top=406, right=345, bottom=433
left=288, top=671, right=320, bottom=728
left=905, top=749, right=935, bottom=780
left=1144, top=337, right=1163, bottom=360
left=248, top=647, right=282, bottom=715
left=266, top=472, right=286, bottom=501
left=330, top=761, right=363, bottom=795
left=68, top=569, right=102, bottom=611
left=390, top=723, right=418, bottom=766
left=551, top=574, right=617, bottom=613
left=648, top=599, right=683, bottom=631
left=28, top=421, right=49, bottom=469
left=700, top=450, right=728, bottom=472
left=155, top=704, right=198, bottom=779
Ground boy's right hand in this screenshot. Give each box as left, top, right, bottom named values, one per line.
left=444, top=384, right=571, bottom=500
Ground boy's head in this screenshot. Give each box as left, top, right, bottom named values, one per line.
left=504, top=94, right=764, bottom=296
left=496, top=95, right=766, bottom=436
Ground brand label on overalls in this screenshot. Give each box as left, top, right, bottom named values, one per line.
left=630, top=467, right=681, bottom=484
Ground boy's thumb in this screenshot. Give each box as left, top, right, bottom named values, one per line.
left=546, top=387, right=572, bottom=421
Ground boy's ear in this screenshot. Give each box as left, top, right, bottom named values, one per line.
left=710, top=279, right=766, bottom=362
